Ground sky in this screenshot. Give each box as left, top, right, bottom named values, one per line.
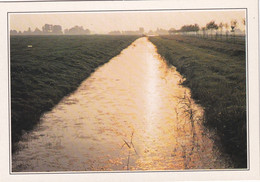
left=10, top=10, right=246, bottom=34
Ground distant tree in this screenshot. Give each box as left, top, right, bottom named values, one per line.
left=52, top=25, right=63, bottom=34
left=231, top=20, right=238, bottom=42
left=42, top=24, right=53, bottom=33
left=70, top=26, right=82, bottom=34
left=218, top=22, right=224, bottom=40
left=34, top=28, right=42, bottom=35
left=85, top=28, right=90, bottom=34
left=194, top=24, right=200, bottom=31
left=206, top=21, right=218, bottom=30
left=201, top=27, right=206, bottom=38
left=242, top=18, right=245, bottom=25
left=224, top=23, right=229, bottom=40
left=206, top=21, right=218, bottom=39
left=224, top=23, right=229, bottom=31
left=10, top=30, right=18, bottom=35
left=23, top=27, right=32, bottom=35
left=242, top=18, right=246, bottom=33
left=64, top=29, right=69, bottom=34
left=179, top=24, right=199, bottom=36
left=231, top=19, right=237, bottom=32
left=219, top=22, right=223, bottom=35
left=64, top=25, right=90, bottom=35
left=168, top=28, right=176, bottom=35
left=193, top=24, right=200, bottom=36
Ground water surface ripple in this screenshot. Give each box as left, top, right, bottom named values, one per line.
left=12, top=37, right=231, bottom=172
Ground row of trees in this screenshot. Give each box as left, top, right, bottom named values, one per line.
left=169, top=19, right=245, bottom=35
left=64, top=26, right=90, bottom=35
left=179, top=24, right=200, bottom=33
left=10, top=19, right=245, bottom=37
left=10, top=24, right=91, bottom=35
left=168, top=19, right=245, bottom=42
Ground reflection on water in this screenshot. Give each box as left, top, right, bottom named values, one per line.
left=12, top=37, right=231, bottom=172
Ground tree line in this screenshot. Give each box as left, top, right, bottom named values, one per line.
left=10, top=24, right=91, bottom=35
left=168, top=19, right=245, bottom=43
left=169, top=19, right=245, bottom=35
left=10, top=19, right=245, bottom=37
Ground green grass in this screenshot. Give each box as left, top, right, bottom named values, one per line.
left=11, top=35, right=139, bottom=152
left=149, top=35, right=246, bottom=168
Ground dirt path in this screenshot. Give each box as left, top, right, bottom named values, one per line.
left=12, top=37, right=231, bottom=172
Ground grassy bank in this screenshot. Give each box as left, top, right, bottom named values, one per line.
left=149, top=35, right=246, bottom=168
left=11, top=35, right=139, bottom=152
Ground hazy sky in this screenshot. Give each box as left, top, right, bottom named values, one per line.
left=10, top=10, right=245, bottom=33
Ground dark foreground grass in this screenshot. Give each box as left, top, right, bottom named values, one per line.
left=11, top=35, right=139, bottom=152
left=149, top=35, right=246, bottom=168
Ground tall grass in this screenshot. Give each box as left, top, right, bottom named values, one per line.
left=149, top=35, right=246, bottom=168
left=11, top=35, right=139, bottom=152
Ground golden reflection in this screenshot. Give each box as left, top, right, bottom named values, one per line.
left=12, top=37, right=232, bottom=172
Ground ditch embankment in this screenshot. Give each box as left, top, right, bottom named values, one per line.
left=149, top=35, right=247, bottom=168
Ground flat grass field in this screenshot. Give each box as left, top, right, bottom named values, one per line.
left=149, top=35, right=246, bottom=168
left=11, top=35, right=139, bottom=152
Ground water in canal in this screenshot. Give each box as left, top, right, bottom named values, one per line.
left=12, top=37, right=231, bottom=172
